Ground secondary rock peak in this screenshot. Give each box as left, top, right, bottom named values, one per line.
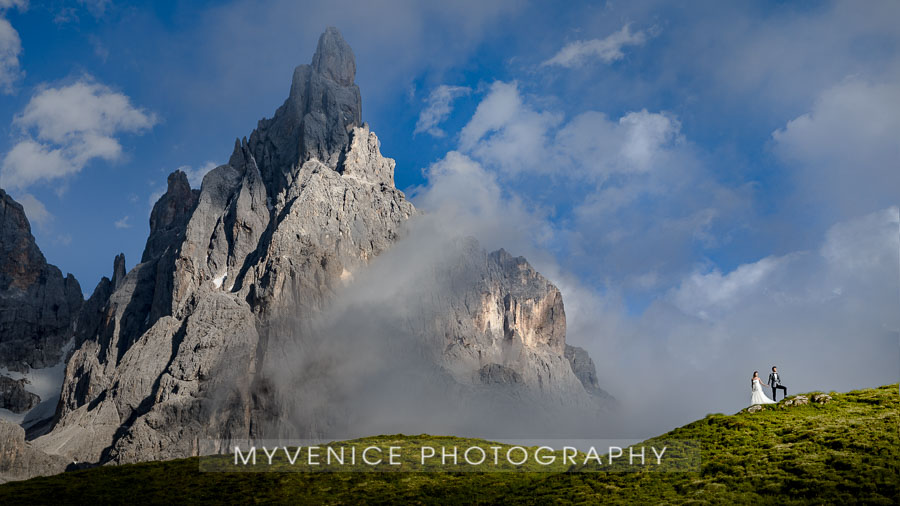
left=142, top=170, right=198, bottom=262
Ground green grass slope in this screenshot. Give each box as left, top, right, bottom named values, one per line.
left=1, top=385, right=897, bottom=504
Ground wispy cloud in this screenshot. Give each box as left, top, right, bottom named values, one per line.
left=0, top=78, right=156, bottom=190
left=114, top=215, right=130, bottom=229
left=414, top=85, right=470, bottom=137
left=0, top=0, right=26, bottom=94
left=16, top=192, right=52, bottom=228
left=459, top=81, right=684, bottom=180
left=772, top=78, right=900, bottom=217
left=177, top=161, right=218, bottom=188
left=53, top=233, right=71, bottom=246
left=542, top=24, right=648, bottom=68
left=78, top=0, right=110, bottom=17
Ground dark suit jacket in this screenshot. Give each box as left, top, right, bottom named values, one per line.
left=768, top=372, right=782, bottom=388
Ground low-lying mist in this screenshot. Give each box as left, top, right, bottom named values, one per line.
left=258, top=215, right=617, bottom=442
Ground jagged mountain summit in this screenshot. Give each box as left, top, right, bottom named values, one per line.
left=2, top=27, right=612, bottom=474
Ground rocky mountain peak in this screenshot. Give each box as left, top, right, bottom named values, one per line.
left=311, top=26, right=356, bottom=86
left=142, top=170, right=199, bottom=263
left=250, top=27, right=363, bottom=192
left=20, top=27, right=611, bottom=472
left=1, top=189, right=27, bottom=227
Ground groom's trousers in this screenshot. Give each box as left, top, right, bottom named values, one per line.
left=771, top=385, right=787, bottom=400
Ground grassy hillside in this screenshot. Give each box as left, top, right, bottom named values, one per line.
left=1, top=385, right=897, bottom=504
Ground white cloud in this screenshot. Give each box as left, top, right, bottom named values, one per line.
left=542, top=24, right=648, bottom=68
left=618, top=110, right=682, bottom=169
left=114, top=215, right=130, bottom=229
left=459, top=81, right=562, bottom=174
left=415, top=151, right=501, bottom=219
left=669, top=256, right=787, bottom=320
left=410, top=151, right=554, bottom=253
left=15, top=192, right=51, bottom=227
left=414, top=85, right=470, bottom=137
left=0, top=15, right=22, bottom=94
left=772, top=79, right=900, bottom=217
left=556, top=109, right=682, bottom=178
left=15, top=80, right=156, bottom=143
left=1, top=140, right=74, bottom=188
left=0, top=79, right=156, bottom=189
left=821, top=206, right=900, bottom=274
left=177, top=161, right=218, bottom=188
left=459, top=81, right=531, bottom=150
left=459, top=81, right=683, bottom=180
left=662, top=206, right=900, bottom=363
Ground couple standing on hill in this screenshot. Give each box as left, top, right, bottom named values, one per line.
left=750, top=367, right=787, bottom=405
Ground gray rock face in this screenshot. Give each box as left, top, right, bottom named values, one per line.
left=0, top=375, right=40, bottom=413
left=31, top=27, right=611, bottom=470
left=399, top=243, right=582, bottom=399
left=0, top=419, right=67, bottom=483
left=425, top=244, right=612, bottom=407
left=479, top=364, right=524, bottom=385
left=0, top=189, right=83, bottom=371
left=312, top=27, right=356, bottom=86
left=565, top=344, right=613, bottom=399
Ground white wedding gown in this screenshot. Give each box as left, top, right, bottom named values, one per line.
left=750, top=378, right=776, bottom=405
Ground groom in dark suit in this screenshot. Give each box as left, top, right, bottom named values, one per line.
left=768, top=366, right=787, bottom=401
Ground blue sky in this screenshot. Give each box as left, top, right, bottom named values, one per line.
left=1, top=1, right=898, bottom=431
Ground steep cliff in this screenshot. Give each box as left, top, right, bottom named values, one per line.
left=0, top=419, right=66, bottom=484
left=0, top=190, right=82, bottom=372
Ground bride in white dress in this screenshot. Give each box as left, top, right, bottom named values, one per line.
left=750, top=371, right=777, bottom=405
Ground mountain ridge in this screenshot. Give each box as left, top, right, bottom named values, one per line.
left=0, top=27, right=611, bottom=482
